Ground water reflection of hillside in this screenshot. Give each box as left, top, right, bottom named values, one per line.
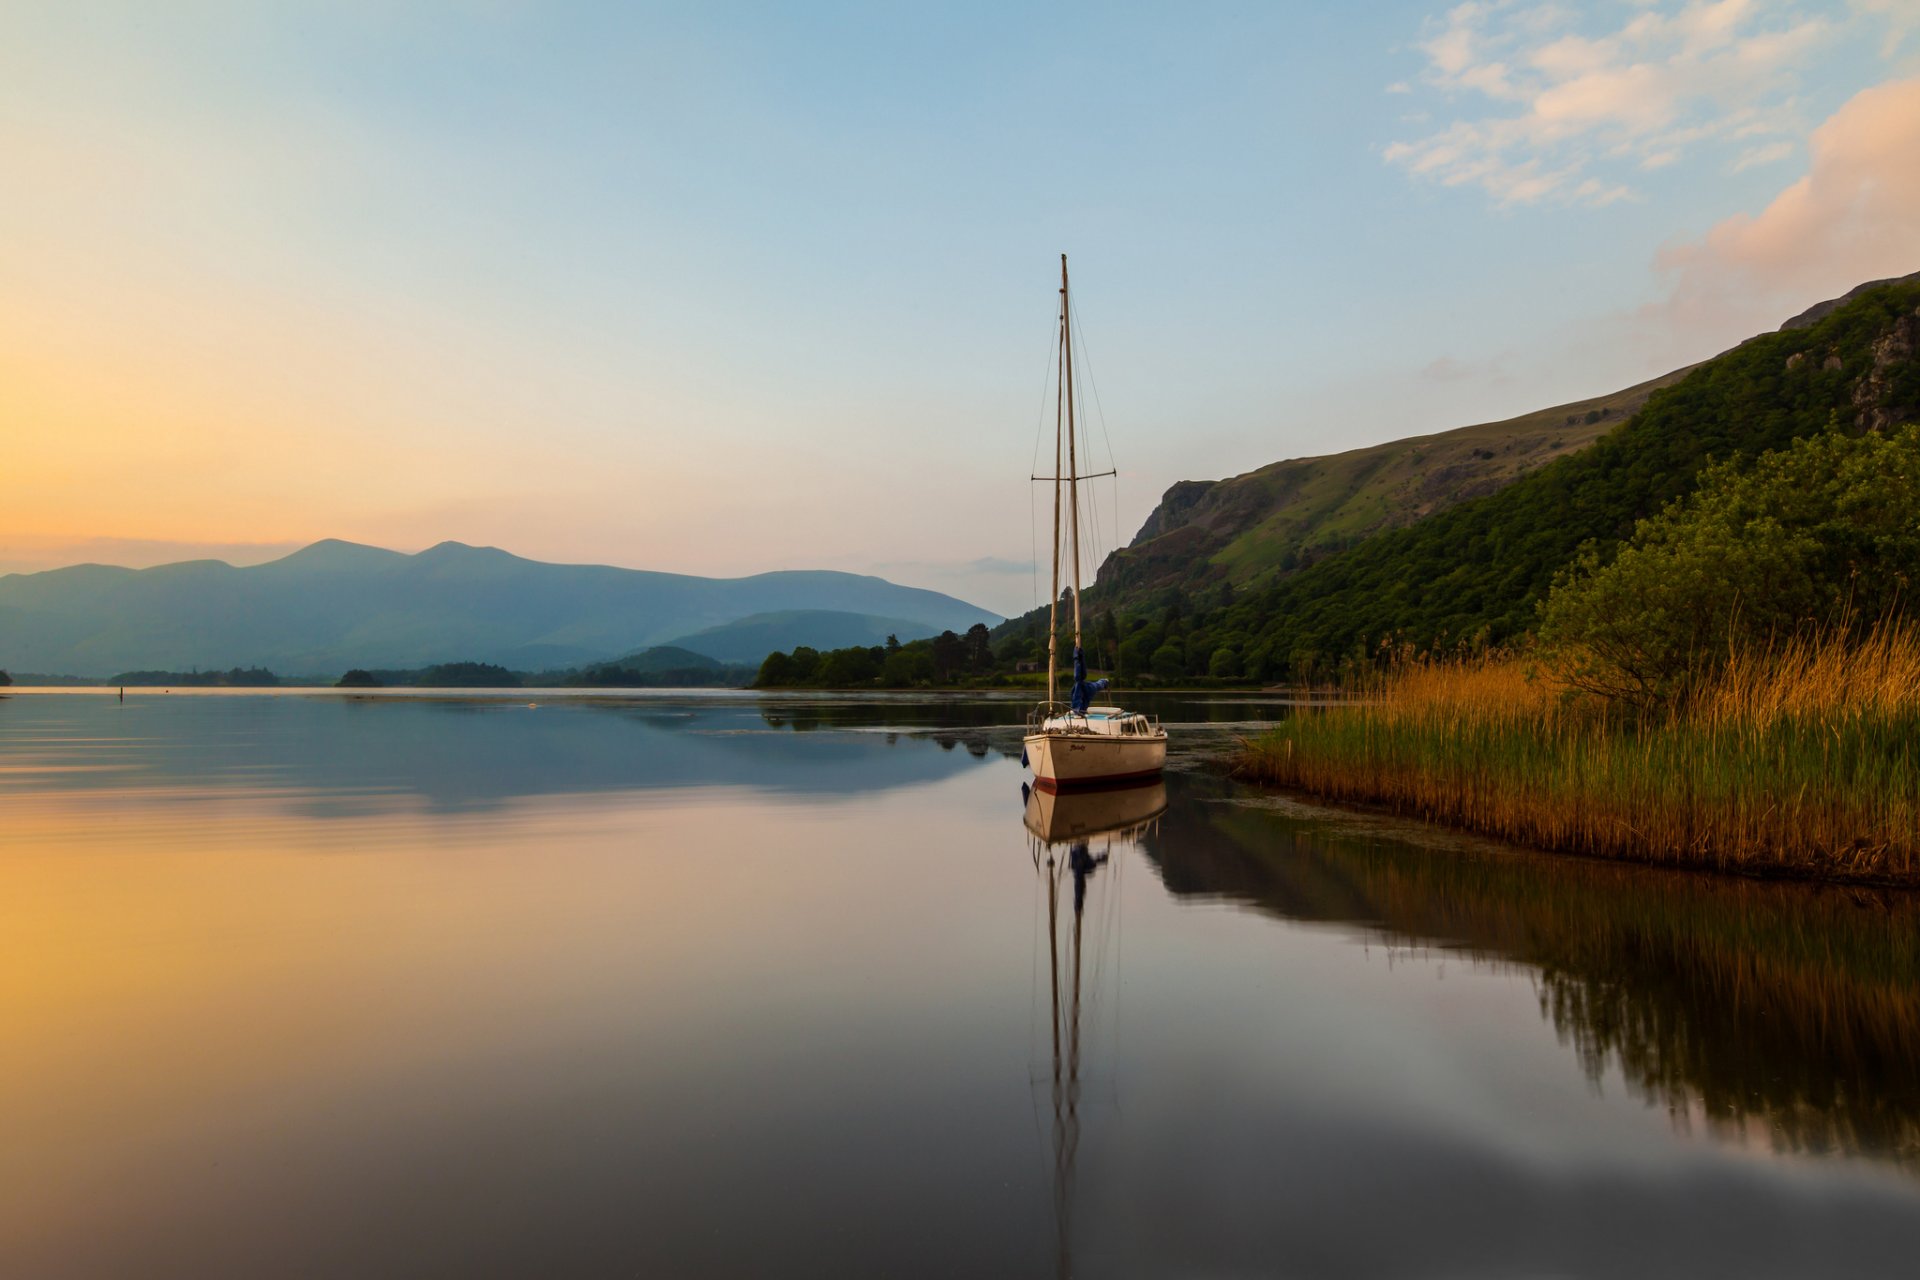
left=0, top=695, right=999, bottom=815
left=1145, top=777, right=1920, bottom=1175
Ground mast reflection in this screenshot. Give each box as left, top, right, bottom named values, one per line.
left=1025, top=780, right=1166, bottom=1278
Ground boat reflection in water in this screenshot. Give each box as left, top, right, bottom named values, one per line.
left=1024, top=779, right=1166, bottom=1279
left=1024, top=776, right=1168, bottom=846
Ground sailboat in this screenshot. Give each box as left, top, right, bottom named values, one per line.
left=1023, top=255, right=1169, bottom=791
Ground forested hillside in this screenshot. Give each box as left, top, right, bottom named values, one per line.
left=1100, top=366, right=1691, bottom=603
left=995, top=275, right=1920, bottom=684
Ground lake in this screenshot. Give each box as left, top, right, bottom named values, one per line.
left=2, top=689, right=1917, bottom=1277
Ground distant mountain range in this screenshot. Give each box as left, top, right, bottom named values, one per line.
left=0, top=540, right=999, bottom=676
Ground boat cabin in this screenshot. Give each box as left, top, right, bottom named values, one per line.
left=1038, top=706, right=1161, bottom=737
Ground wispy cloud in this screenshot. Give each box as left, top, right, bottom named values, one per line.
left=1382, top=1, right=1881, bottom=206
left=1850, top=0, right=1920, bottom=57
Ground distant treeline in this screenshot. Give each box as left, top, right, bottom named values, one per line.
left=0, top=652, right=757, bottom=691
left=755, top=625, right=993, bottom=688
left=344, top=661, right=521, bottom=688
left=111, top=667, right=282, bottom=687
left=754, top=616, right=1270, bottom=690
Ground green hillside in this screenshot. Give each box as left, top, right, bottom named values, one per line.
left=997, top=275, right=1920, bottom=683
left=1102, top=366, right=1692, bottom=602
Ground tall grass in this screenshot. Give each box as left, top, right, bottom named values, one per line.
left=1237, top=626, right=1920, bottom=884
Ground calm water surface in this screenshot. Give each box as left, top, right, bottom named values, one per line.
left=1, top=689, right=1917, bottom=1278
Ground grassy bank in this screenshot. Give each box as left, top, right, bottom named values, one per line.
left=1235, top=628, right=1920, bottom=885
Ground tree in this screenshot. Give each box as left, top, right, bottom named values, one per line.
left=816, top=647, right=879, bottom=686
left=788, top=647, right=821, bottom=682
left=964, top=623, right=992, bottom=671
left=1208, top=646, right=1241, bottom=679
left=885, top=633, right=901, bottom=651
left=931, top=630, right=966, bottom=681
left=1243, top=643, right=1273, bottom=683
left=1120, top=631, right=1159, bottom=677
left=0, top=670, right=11, bottom=687
left=1541, top=423, right=1920, bottom=703
left=1150, top=643, right=1184, bottom=683
left=756, top=651, right=796, bottom=686
left=336, top=669, right=380, bottom=688
left=882, top=646, right=934, bottom=686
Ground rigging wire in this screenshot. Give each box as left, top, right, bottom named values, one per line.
left=1067, top=291, right=1124, bottom=665
left=1029, top=296, right=1063, bottom=614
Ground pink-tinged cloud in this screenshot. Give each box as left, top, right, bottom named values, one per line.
left=1655, top=76, right=1920, bottom=334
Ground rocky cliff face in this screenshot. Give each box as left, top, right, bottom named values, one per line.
left=1129, top=479, right=1220, bottom=544
left=1856, top=304, right=1918, bottom=434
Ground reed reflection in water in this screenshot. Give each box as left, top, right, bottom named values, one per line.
left=1147, top=784, right=1920, bottom=1174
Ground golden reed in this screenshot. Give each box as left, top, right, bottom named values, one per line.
left=1237, top=625, right=1920, bottom=884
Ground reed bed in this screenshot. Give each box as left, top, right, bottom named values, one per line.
left=1237, top=626, right=1920, bottom=884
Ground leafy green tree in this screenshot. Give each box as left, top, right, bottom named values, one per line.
left=1119, top=631, right=1158, bottom=677
left=931, top=630, right=966, bottom=682
left=756, top=651, right=796, bottom=686
left=336, top=669, right=380, bottom=688
left=882, top=646, right=934, bottom=686
left=0, top=670, right=11, bottom=687
left=1541, top=423, right=1920, bottom=703
left=964, top=623, right=992, bottom=671
left=1243, top=643, right=1273, bottom=683
left=1208, top=646, right=1241, bottom=679
left=1150, top=643, right=1184, bottom=682
left=816, top=647, right=879, bottom=686
left=788, top=647, right=821, bottom=682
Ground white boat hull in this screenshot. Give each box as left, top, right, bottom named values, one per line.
left=1024, top=779, right=1168, bottom=843
left=1023, top=729, right=1167, bottom=789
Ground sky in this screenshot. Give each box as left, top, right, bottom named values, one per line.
left=2, top=0, right=1917, bottom=615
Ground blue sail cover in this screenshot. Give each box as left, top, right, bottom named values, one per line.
left=1068, top=644, right=1109, bottom=713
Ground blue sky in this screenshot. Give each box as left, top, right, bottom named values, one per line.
left=3, top=1, right=1916, bottom=613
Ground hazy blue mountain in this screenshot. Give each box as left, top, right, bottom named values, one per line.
left=0, top=540, right=1000, bottom=676
left=662, top=610, right=943, bottom=664
left=604, top=645, right=725, bottom=674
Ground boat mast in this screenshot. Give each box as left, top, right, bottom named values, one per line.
left=1046, top=260, right=1067, bottom=707
left=1062, top=254, right=1084, bottom=654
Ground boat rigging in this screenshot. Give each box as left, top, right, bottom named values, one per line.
left=1022, top=255, right=1169, bottom=790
